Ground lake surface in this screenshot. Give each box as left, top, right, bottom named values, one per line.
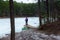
left=0, top=17, right=39, bottom=38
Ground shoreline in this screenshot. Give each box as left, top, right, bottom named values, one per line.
left=0, top=17, right=38, bottom=19
left=0, top=29, right=60, bottom=40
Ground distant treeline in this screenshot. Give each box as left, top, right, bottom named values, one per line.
left=0, top=0, right=60, bottom=17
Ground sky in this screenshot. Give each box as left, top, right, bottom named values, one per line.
left=13, top=0, right=37, bottom=3
left=4, top=0, right=46, bottom=3
left=4, top=0, right=47, bottom=3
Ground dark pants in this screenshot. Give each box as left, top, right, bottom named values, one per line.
left=26, top=20, right=28, bottom=25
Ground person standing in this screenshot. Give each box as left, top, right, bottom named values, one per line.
left=25, top=17, right=28, bottom=25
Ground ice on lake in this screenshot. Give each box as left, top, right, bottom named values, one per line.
left=0, top=17, right=39, bottom=37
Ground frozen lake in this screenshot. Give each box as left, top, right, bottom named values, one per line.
left=0, top=17, right=39, bottom=37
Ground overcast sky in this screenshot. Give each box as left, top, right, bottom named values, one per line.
left=4, top=0, right=46, bottom=3
left=13, top=0, right=37, bottom=3
left=4, top=0, right=47, bottom=3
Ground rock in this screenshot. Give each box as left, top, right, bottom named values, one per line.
left=0, top=29, right=57, bottom=40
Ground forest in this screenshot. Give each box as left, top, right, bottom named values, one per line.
left=0, top=0, right=60, bottom=17
left=0, top=0, right=60, bottom=40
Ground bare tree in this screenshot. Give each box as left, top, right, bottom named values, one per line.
left=50, top=0, right=55, bottom=22
left=9, top=0, right=15, bottom=40
left=37, top=0, right=42, bottom=27
left=46, top=0, right=49, bottom=23
left=42, top=0, right=46, bottom=24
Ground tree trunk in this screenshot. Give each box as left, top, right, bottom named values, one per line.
left=9, top=0, right=15, bottom=40
left=42, top=0, right=46, bottom=24
left=50, top=0, right=57, bottom=22
left=46, top=0, right=49, bottom=23
left=38, top=0, right=42, bottom=27
left=50, top=0, right=55, bottom=22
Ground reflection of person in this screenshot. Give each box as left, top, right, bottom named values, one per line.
left=25, top=17, right=28, bottom=25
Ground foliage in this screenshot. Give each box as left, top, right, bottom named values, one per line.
left=0, top=0, right=60, bottom=17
